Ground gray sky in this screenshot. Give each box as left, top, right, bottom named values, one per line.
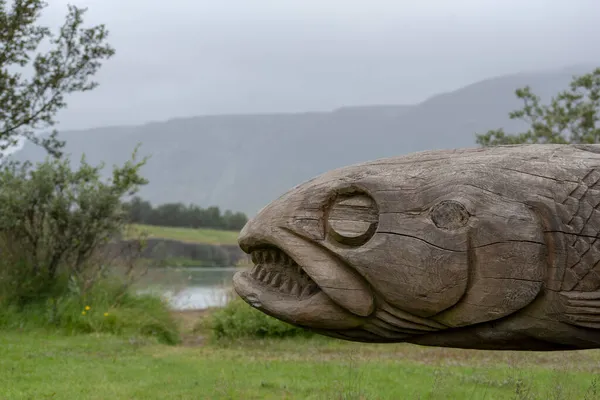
left=40, top=0, right=600, bottom=131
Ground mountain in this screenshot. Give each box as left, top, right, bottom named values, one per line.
left=11, top=64, right=596, bottom=216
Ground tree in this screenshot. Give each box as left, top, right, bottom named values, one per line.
left=0, top=1, right=152, bottom=307
left=123, top=196, right=153, bottom=224
left=0, top=152, right=147, bottom=306
left=476, top=67, right=600, bottom=146
left=1, top=0, right=115, bottom=158
left=222, top=210, right=248, bottom=230
left=122, top=197, right=249, bottom=231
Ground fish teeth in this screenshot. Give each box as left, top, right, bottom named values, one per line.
left=301, top=285, right=313, bottom=298
left=291, top=283, right=301, bottom=297
left=257, top=268, right=267, bottom=281
left=280, top=278, right=289, bottom=292
left=271, top=273, right=281, bottom=287
left=249, top=248, right=319, bottom=298
left=263, top=271, right=272, bottom=283
left=272, top=250, right=280, bottom=263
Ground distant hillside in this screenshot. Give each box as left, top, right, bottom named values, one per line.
left=12, top=64, right=596, bottom=216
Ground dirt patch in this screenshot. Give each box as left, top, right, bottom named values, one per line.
left=171, top=308, right=217, bottom=347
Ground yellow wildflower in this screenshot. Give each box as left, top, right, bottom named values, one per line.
left=81, top=311, right=86, bottom=315
left=104, top=312, right=109, bottom=317
left=85, top=305, right=91, bottom=311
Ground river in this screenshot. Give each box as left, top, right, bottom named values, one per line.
left=136, top=267, right=244, bottom=310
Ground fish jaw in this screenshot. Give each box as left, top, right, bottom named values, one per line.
left=233, top=217, right=375, bottom=329
left=233, top=263, right=365, bottom=330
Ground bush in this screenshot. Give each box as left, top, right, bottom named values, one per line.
left=0, top=152, right=147, bottom=305
left=0, top=153, right=146, bottom=305
left=0, top=151, right=182, bottom=343
left=204, top=296, right=313, bottom=340
left=0, top=278, right=180, bottom=345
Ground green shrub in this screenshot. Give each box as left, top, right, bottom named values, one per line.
left=0, top=150, right=182, bottom=343
left=0, top=153, right=148, bottom=307
left=0, top=278, right=180, bottom=345
left=204, top=296, right=313, bottom=340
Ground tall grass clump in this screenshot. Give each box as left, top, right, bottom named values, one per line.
left=204, top=293, right=314, bottom=340
left=0, top=152, right=180, bottom=344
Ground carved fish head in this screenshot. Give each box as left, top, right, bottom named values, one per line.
left=233, top=149, right=547, bottom=342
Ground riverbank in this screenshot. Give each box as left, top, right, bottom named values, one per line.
left=108, top=223, right=250, bottom=267
left=125, top=224, right=240, bottom=245
left=2, top=309, right=599, bottom=399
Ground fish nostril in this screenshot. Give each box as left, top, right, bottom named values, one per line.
left=238, top=237, right=251, bottom=254
left=237, top=219, right=259, bottom=254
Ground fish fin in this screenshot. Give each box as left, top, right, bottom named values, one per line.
left=559, top=291, right=600, bottom=329
left=526, top=199, right=570, bottom=291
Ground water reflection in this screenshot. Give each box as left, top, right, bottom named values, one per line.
left=136, top=267, right=244, bottom=310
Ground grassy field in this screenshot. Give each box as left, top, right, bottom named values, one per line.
left=2, top=311, right=600, bottom=400
left=125, top=224, right=240, bottom=245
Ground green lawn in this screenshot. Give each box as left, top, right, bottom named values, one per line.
left=2, top=330, right=600, bottom=399
left=125, top=224, right=240, bottom=245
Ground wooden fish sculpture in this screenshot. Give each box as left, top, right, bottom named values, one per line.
left=233, top=144, right=600, bottom=350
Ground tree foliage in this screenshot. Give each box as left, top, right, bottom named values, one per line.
left=0, top=151, right=147, bottom=306
left=476, top=67, right=600, bottom=146
left=0, top=0, right=115, bottom=158
left=123, top=196, right=249, bottom=231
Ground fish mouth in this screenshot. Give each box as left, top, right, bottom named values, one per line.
left=245, top=247, right=320, bottom=300
left=233, top=242, right=367, bottom=330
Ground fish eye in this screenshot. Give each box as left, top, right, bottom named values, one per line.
left=430, top=200, right=470, bottom=230
left=327, top=192, right=379, bottom=246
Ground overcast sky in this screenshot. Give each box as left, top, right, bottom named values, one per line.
left=38, top=0, right=600, bottom=131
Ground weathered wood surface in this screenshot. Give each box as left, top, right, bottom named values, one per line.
left=233, top=144, right=600, bottom=350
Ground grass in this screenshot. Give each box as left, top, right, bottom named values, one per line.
left=0, top=279, right=181, bottom=346
left=2, top=311, right=600, bottom=399
left=125, top=223, right=240, bottom=246
left=205, top=296, right=313, bottom=339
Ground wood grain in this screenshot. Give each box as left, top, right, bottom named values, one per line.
left=233, top=144, right=600, bottom=350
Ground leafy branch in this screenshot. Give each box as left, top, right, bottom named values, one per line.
left=476, top=68, right=600, bottom=146
left=0, top=0, right=115, bottom=157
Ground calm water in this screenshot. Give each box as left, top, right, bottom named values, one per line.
left=137, top=267, right=245, bottom=310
